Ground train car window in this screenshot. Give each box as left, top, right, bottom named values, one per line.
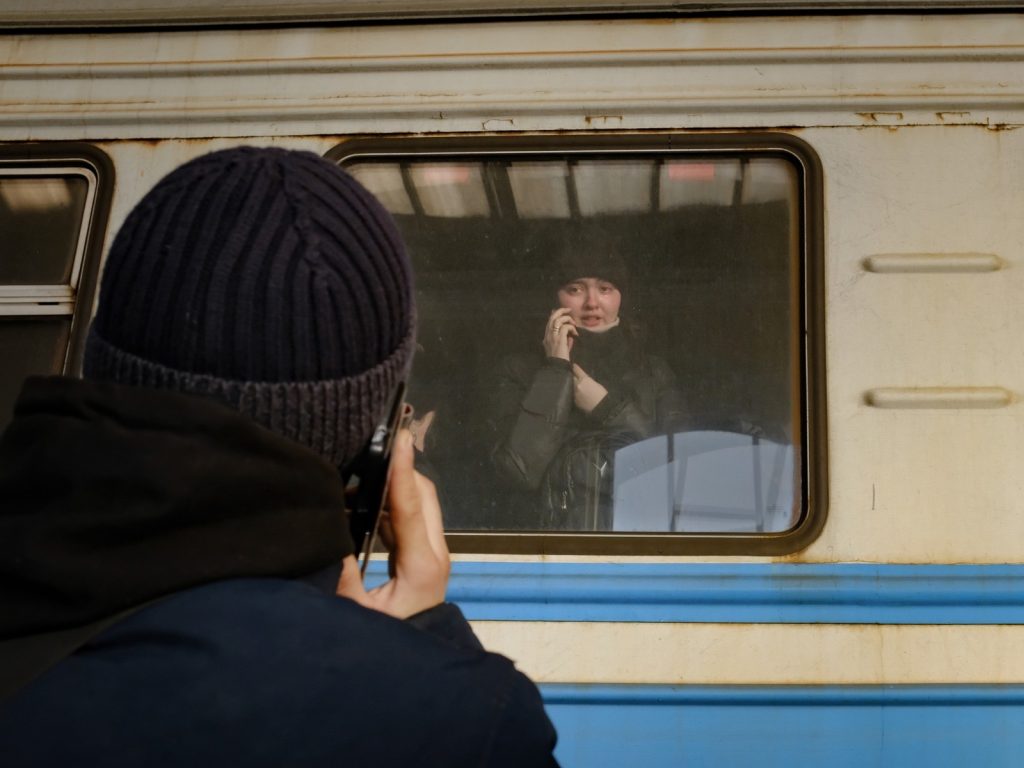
left=0, top=148, right=114, bottom=433
left=0, top=176, right=90, bottom=284
left=330, top=136, right=824, bottom=555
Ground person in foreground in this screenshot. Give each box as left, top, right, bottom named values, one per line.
left=0, top=147, right=559, bottom=766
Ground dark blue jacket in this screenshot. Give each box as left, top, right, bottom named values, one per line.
left=0, top=378, right=558, bottom=766
left=1, top=579, right=556, bottom=767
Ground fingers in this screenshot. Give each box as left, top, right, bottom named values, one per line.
left=554, top=313, right=577, bottom=330
left=414, top=471, right=449, bottom=571
left=336, top=431, right=449, bottom=620
left=564, top=322, right=577, bottom=354
left=556, top=322, right=576, bottom=350
left=410, top=409, right=435, bottom=452
left=419, top=410, right=436, bottom=431
left=543, top=308, right=577, bottom=359
left=386, top=431, right=431, bottom=564
left=546, top=308, right=576, bottom=335
left=335, top=554, right=370, bottom=604
left=386, top=430, right=449, bottom=605
left=549, top=322, right=576, bottom=342
left=548, top=306, right=573, bottom=323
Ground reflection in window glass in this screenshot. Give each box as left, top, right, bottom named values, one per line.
left=344, top=152, right=802, bottom=536
left=574, top=160, right=652, bottom=215
left=346, top=165, right=414, bottom=215
left=507, top=163, right=571, bottom=219
left=659, top=160, right=741, bottom=209
left=742, top=158, right=796, bottom=204
left=0, top=317, right=71, bottom=432
left=1, top=168, right=95, bottom=434
left=409, top=164, right=489, bottom=218
left=0, top=175, right=89, bottom=284
left=613, top=431, right=795, bottom=533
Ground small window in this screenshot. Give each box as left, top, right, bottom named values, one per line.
left=330, top=135, right=824, bottom=555
left=0, top=146, right=114, bottom=432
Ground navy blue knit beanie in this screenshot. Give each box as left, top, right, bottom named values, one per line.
left=83, top=146, right=415, bottom=469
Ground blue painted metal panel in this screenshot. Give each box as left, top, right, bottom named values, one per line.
left=541, top=685, right=1024, bottom=767
left=366, top=562, right=1024, bottom=623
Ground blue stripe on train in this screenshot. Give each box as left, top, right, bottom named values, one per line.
left=541, top=684, right=1024, bottom=767
left=366, top=562, right=1024, bottom=623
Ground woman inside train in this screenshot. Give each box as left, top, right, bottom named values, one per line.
left=491, top=231, right=686, bottom=530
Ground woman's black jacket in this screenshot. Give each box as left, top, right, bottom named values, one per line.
left=492, top=326, right=686, bottom=494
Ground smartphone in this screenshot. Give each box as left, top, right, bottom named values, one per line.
left=348, top=382, right=413, bottom=577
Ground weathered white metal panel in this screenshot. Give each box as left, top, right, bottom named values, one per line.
left=808, top=124, right=1024, bottom=564
left=472, top=621, right=1024, bottom=684
left=0, top=15, right=1021, bottom=139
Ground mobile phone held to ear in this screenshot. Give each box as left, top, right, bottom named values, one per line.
left=348, top=383, right=413, bottom=577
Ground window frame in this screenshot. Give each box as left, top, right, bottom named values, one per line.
left=327, top=133, right=826, bottom=556
left=0, top=143, right=115, bottom=376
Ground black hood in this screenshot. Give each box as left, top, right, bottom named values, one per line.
left=0, top=376, right=354, bottom=639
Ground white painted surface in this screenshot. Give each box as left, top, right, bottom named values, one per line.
left=808, top=124, right=1024, bottom=564
left=865, top=387, right=1014, bottom=409
left=0, top=15, right=1022, bottom=138
left=863, top=253, right=1004, bottom=274
left=472, top=621, right=1024, bottom=684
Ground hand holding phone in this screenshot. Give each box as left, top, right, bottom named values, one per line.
left=348, top=383, right=413, bottom=576
left=336, top=427, right=450, bottom=619
left=543, top=307, right=577, bottom=360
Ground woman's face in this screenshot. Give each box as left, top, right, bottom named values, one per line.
left=557, top=277, right=622, bottom=331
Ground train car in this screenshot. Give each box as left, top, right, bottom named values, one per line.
left=1, top=2, right=1022, bottom=764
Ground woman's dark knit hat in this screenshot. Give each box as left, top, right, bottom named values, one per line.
left=551, top=225, right=630, bottom=293
left=83, top=146, right=415, bottom=469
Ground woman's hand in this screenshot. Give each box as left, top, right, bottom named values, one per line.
left=572, top=364, right=609, bottom=414
left=543, top=307, right=577, bottom=360
left=336, top=430, right=450, bottom=619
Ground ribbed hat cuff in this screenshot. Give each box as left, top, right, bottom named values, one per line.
left=83, top=325, right=415, bottom=470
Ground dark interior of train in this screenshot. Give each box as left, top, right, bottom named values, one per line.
left=0, top=175, right=86, bottom=430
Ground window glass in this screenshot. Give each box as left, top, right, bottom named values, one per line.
left=0, top=175, right=89, bottom=284
left=574, top=160, right=653, bottom=215
left=346, top=165, right=414, bottom=215
left=0, top=163, right=101, bottom=436
left=341, top=149, right=803, bottom=537
left=659, top=160, right=741, bottom=208
left=507, top=162, right=571, bottom=219
left=409, top=164, right=490, bottom=218
left=742, top=158, right=796, bottom=204
left=0, top=317, right=71, bottom=427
